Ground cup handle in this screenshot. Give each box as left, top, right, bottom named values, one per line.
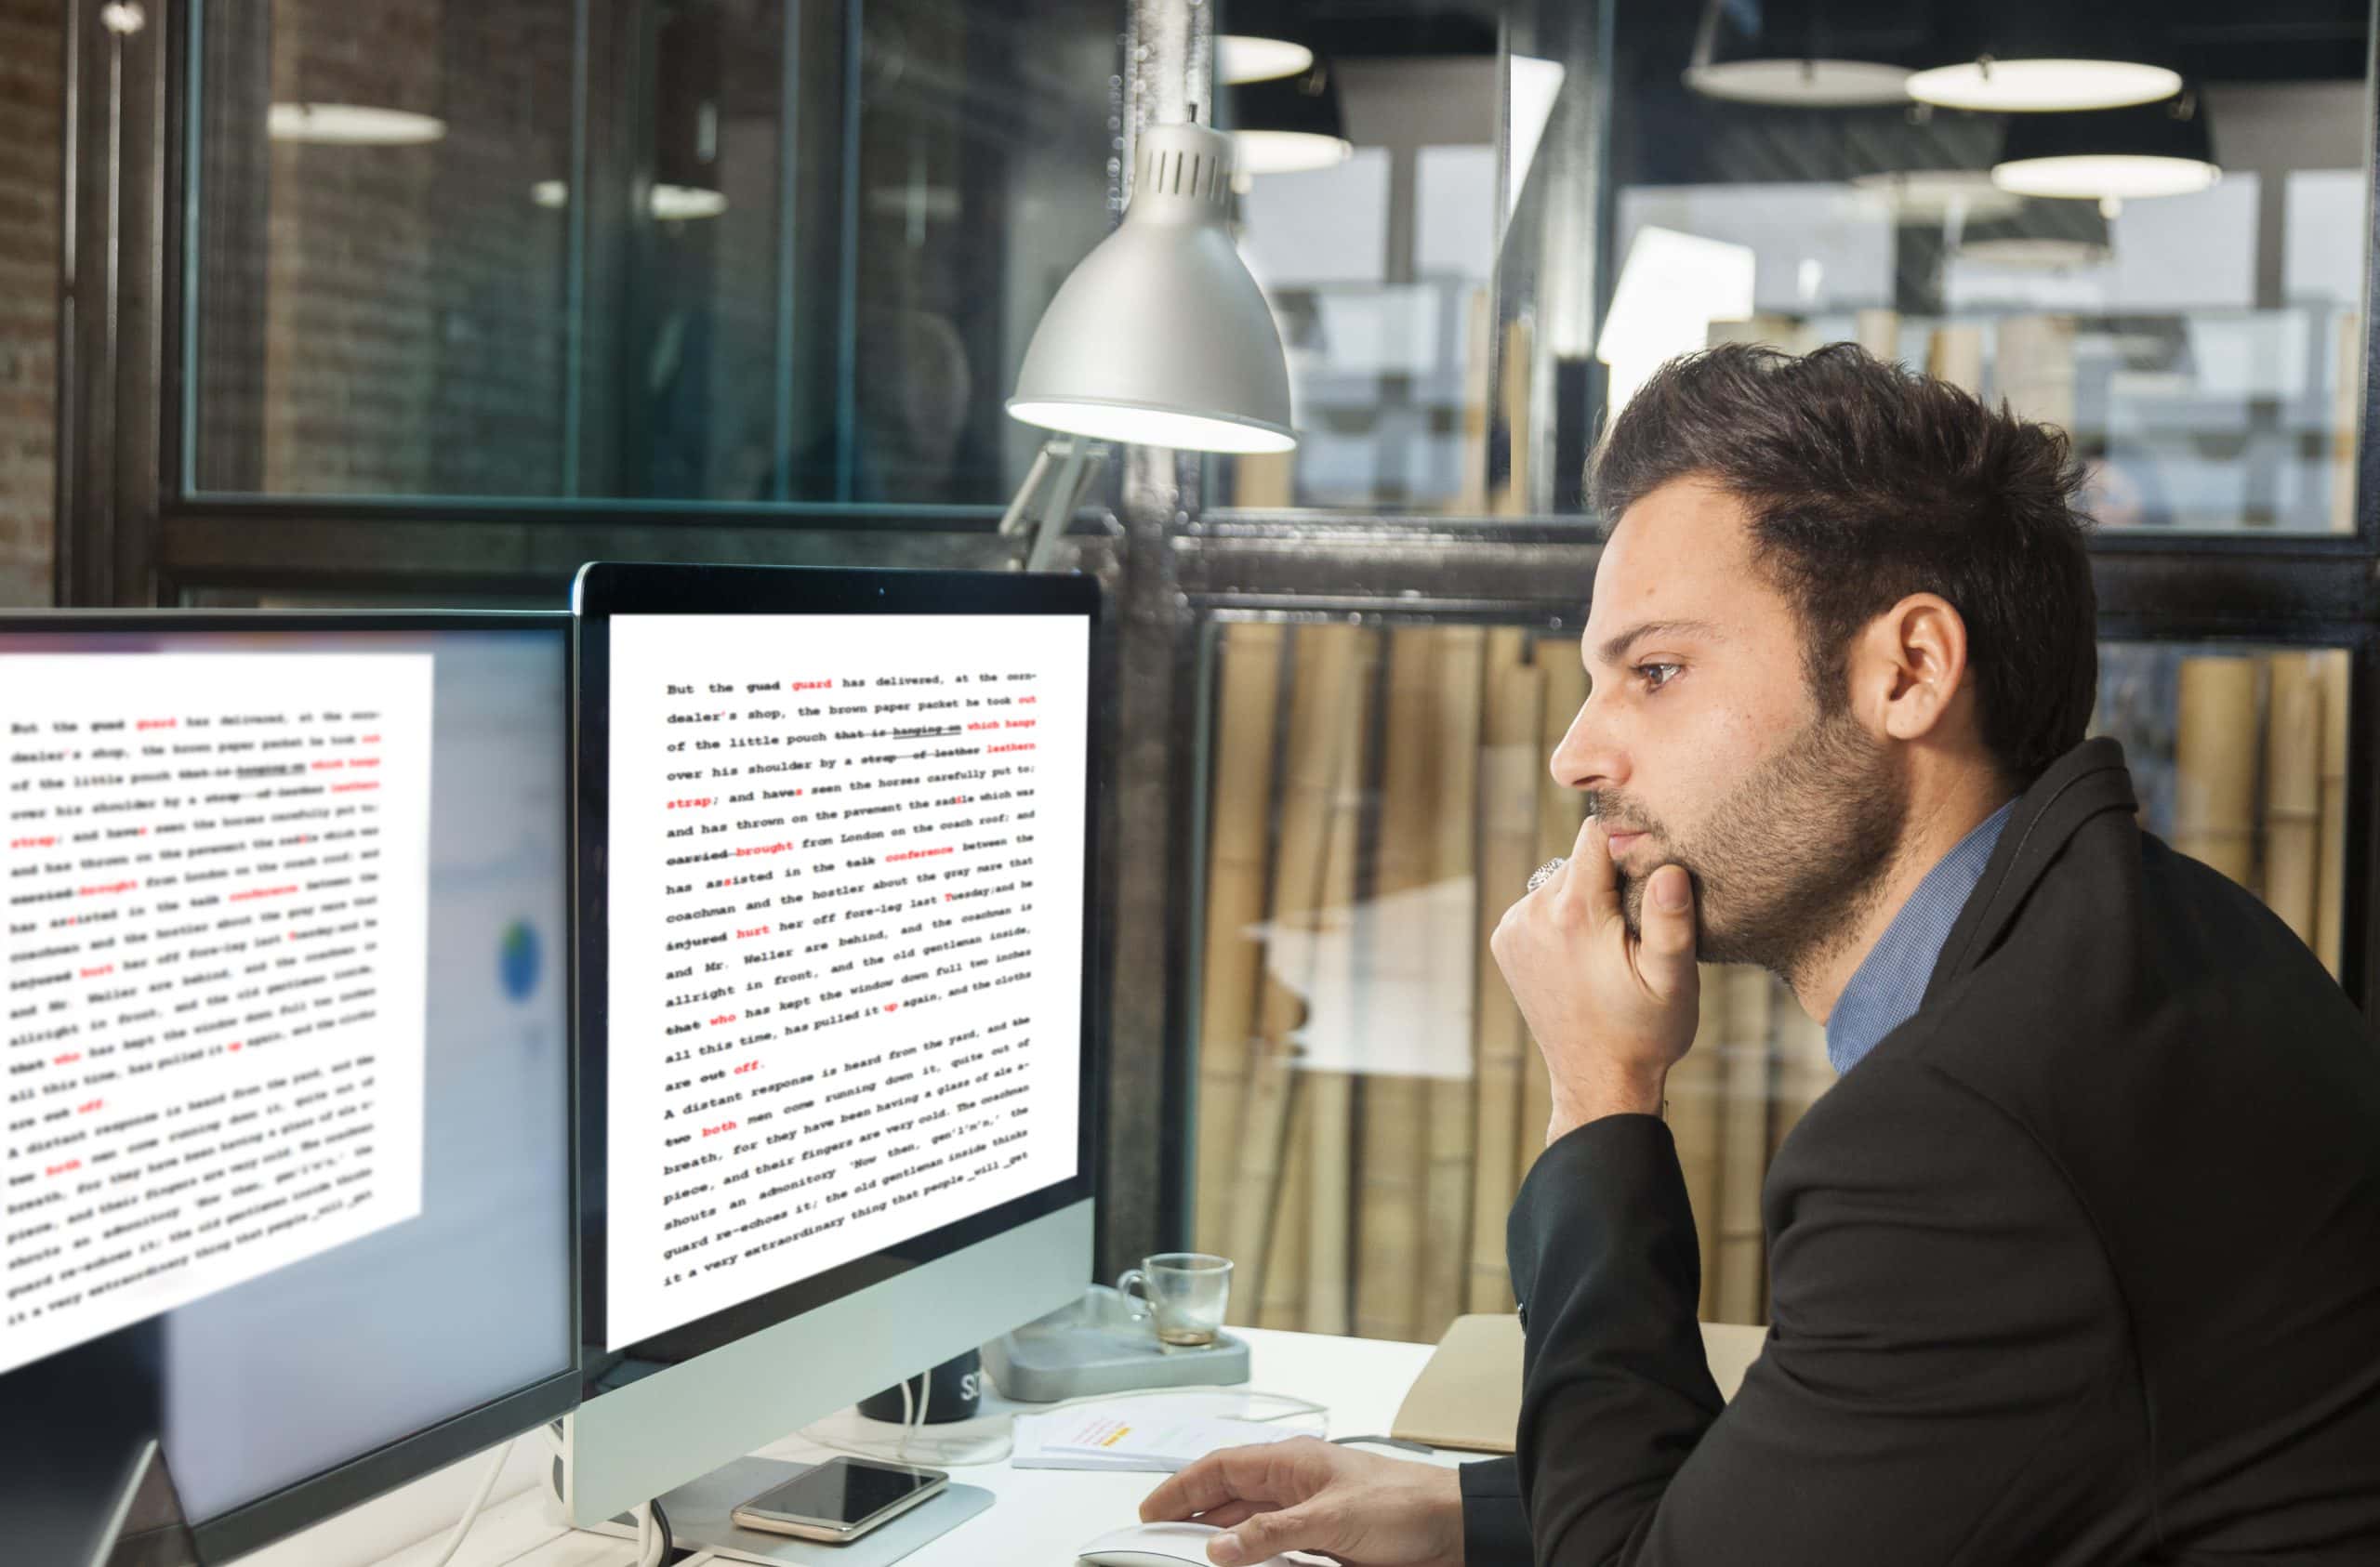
left=1116, top=1267, right=1152, bottom=1321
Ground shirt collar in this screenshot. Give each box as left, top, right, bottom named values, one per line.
left=1824, top=799, right=2016, bottom=1074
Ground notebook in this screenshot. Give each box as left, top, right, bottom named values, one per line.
left=1389, top=1314, right=1768, bottom=1454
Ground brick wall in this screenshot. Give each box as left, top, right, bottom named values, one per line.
left=0, top=0, right=60, bottom=606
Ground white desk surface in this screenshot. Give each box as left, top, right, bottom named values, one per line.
left=255, top=1328, right=1445, bottom=1567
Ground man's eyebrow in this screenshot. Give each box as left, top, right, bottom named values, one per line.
left=1593, top=619, right=1722, bottom=670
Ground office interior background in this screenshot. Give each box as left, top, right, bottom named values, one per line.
left=4, top=0, right=2378, bottom=1356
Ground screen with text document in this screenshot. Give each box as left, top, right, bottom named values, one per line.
left=0, top=625, right=573, bottom=1527
left=605, top=612, right=1088, bottom=1350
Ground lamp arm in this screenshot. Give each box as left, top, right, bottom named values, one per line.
left=1013, top=437, right=1104, bottom=573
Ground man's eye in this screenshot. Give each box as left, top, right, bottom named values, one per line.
left=1637, top=663, right=1681, bottom=691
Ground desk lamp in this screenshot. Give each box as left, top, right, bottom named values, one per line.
left=1001, top=118, right=1296, bottom=571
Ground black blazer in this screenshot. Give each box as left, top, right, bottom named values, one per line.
left=1458, top=738, right=2380, bottom=1564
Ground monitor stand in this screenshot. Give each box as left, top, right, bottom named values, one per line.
left=1, top=1328, right=197, bottom=1567
left=655, top=1456, right=994, bottom=1566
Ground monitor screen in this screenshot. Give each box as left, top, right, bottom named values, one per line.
left=602, top=611, right=1088, bottom=1348
left=580, top=567, right=1097, bottom=1363
left=0, top=620, right=574, bottom=1549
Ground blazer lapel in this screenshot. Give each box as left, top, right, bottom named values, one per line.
left=1923, top=737, right=2138, bottom=1005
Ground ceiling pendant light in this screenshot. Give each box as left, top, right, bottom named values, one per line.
left=1218, top=34, right=1315, bottom=86
left=1909, top=7, right=2182, bottom=112
left=1008, top=120, right=1296, bottom=455
left=1991, top=91, right=2219, bottom=202
left=1850, top=167, right=2023, bottom=223
left=267, top=103, right=446, bottom=146
left=1956, top=199, right=2112, bottom=268
left=1227, top=61, right=1353, bottom=177
left=1682, top=0, right=1914, bottom=108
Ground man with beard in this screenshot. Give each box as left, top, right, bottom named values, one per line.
left=1140, top=344, right=2380, bottom=1565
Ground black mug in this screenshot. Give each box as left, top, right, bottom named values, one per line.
left=857, top=1347, right=983, bottom=1425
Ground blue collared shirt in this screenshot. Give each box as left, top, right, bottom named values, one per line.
left=1823, top=799, right=2016, bottom=1074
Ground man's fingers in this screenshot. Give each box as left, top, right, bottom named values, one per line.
left=1188, top=1500, right=1271, bottom=1531
left=1634, top=863, right=1699, bottom=1000
left=1564, top=813, right=1621, bottom=930
left=1140, top=1443, right=1310, bottom=1523
left=1212, top=1500, right=1340, bottom=1566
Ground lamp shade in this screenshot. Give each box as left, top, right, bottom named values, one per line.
left=1683, top=0, right=1915, bottom=107
left=1993, top=93, right=2219, bottom=201
left=1957, top=199, right=2112, bottom=267
left=1219, top=34, right=1315, bottom=86
left=1910, top=6, right=2183, bottom=112
left=1228, top=63, right=1354, bottom=177
left=1008, top=121, right=1295, bottom=454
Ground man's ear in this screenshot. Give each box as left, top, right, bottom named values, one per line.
left=1853, top=593, right=1970, bottom=743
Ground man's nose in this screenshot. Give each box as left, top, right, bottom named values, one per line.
left=1548, top=688, right=1621, bottom=795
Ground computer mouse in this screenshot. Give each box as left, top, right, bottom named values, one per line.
left=1077, top=1520, right=1293, bottom=1567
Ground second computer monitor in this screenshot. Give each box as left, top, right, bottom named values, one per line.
left=568, top=563, right=1101, bottom=1528
left=0, top=613, right=577, bottom=1561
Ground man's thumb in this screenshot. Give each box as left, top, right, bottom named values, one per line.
left=1639, top=864, right=1698, bottom=986
left=1211, top=1504, right=1329, bottom=1564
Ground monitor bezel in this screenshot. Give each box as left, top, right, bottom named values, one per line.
left=0, top=609, right=583, bottom=1562
left=570, top=562, right=1105, bottom=1393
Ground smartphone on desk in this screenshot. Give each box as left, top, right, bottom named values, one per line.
left=730, top=1456, right=950, bottom=1543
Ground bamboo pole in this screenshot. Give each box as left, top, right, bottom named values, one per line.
left=1225, top=625, right=1363, bottom=1321
left=1995, top=314, right=2077, bottom=431
left=1669, top=964, right=1730, bottom=1321
left=2174, top=656, right=2260, bottom=889
left=1256, top=1091, right=1314, bottom=1330
left=1518, top=639, right=1588, bottom=1182
left=1926, top=324, right=1985, bottom=396
left=1712, top=968, right=1776, bottom=1325
left=1193, top=624, right=1287, bottom=1257
left=1417, top=628, right=1486, bottom=1343
left=2315, top=650, right=2352, bottom=978
left=1460, top=289, right=1493, bottom=514
left=1467, top=630, right=1543, bottom=1313
left=2332, top=312, right=2362, bottom=535
left=1355, top=629, right=1438, bottom=1342
left=2262, top=652, right=2323, bottom=950
left=1302, top=631, right=1380, bottom=1336
left=1854, top=308, right=1899, bottom=362
left=1495, top=316, right=1536, bottom=518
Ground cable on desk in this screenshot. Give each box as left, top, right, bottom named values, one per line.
left=417, top=1436, right=517, bottom=1567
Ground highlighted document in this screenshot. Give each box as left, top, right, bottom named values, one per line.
left=2, top=653, right=434, bottom=1374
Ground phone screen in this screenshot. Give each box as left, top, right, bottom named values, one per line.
left=740, top=1460, right=941, bottom=1526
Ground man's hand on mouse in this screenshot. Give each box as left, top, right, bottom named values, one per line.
left=1491, top=814, right=1700, bottom=1143
left=1138, top=1438, right=1464, bottom=1567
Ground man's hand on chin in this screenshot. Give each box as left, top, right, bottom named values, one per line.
left=1491, top=815, right=1701, bottom=1142
left=1137, top=1439, right=1467, bottom=1567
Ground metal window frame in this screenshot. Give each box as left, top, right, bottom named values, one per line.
left=49, top=0, right=2380, bottom=1274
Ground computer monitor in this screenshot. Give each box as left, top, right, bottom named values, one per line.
left=0, top=613, right=578, bottom=1561
left=567, top=563, right=1102, bottom=1538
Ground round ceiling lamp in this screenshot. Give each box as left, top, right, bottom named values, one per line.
left=1909, top=58, right=2181, bottom=113
left=1957, top=200, right=2112, bottom=268
left=1227, top=62, right=1354, bottom=177
left=1218, top=34, right=1315, bottom=86
left=1682, top=0, right=1913, bottom=107
left=1909, top=7, right=2183, bottom=112
left=267, top=103, right=446, bottom=146
left=1849, top=167, right=2024, bottom=223
left=1992, top=93, right=2219, bottom=201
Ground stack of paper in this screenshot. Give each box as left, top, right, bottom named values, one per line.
left=1011, top=1401, right=1306, bottom=1472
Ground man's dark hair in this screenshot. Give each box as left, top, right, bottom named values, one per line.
left=1592, top=342, right=2096, bottom=784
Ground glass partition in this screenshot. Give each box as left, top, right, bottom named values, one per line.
left=1211, top=2, right=2371, bottom=530
left=185, top=0, right=1114, bottom=507
left=1187, top=621, right=2350, bottom=1337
